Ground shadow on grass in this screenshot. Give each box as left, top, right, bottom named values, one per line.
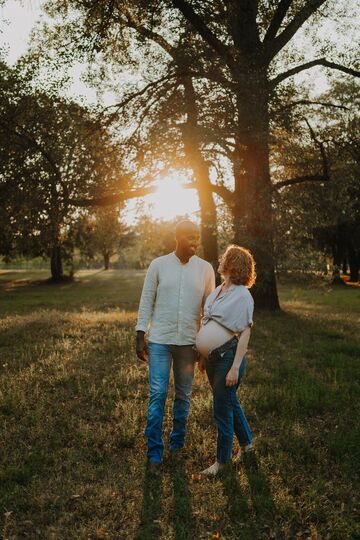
left=221, top=463, right=250, bottom=523
left=135, top=465, right=163, bottom=540
left=220, top=455, right=277, bottom=538
left=169, top=455, right=195, bottom=540
left=243, top=453, right=276, bottom=520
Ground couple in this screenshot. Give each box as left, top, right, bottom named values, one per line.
left=135, top=220, right=256, bottom=476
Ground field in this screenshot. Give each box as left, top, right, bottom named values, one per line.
left=1, top=269, right=359, bottom=539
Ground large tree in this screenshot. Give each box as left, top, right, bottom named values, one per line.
left=0, top=60, right=131, bottom=280
left=40, top=0, right=360, bottom=306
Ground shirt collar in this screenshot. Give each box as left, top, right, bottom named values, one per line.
left=172, top=251, right=194, bottom=265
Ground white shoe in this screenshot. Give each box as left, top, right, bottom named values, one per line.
left=243, top=443, right=255, bottom=453
left=200, top=461, right=225, bottom=476
left=234, top=443, right=255, bottom=462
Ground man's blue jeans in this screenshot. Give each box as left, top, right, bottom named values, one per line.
left=145, top=342, right=196, bottom=463
left=205, top=344, right=253, bottom=463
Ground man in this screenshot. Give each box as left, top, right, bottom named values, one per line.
left=136, top=220, right=215, bottom=471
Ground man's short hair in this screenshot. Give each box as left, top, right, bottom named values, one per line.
left=175, top=220, right=199, bottom=238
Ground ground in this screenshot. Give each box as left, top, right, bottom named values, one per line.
left=0, top=269, right=359, bottom=539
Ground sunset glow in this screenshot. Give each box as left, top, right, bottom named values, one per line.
left=125, top=174, right=200, bottom=222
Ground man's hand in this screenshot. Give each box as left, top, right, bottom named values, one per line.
left=225, top=365, right=239, bottom=387
left=136, top=331, right=148, bottom=362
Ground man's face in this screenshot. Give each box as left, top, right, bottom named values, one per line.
left=177, top=229, right=200, bottom=256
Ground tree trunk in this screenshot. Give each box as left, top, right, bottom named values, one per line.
left=233, top=68, right=280, bottom=310
left=50, top=244, right=63, bottom=281
left=181, top=77, right=219, bottom=277
left=103, top=251, right=110, bottom=270
left=342, top=257, right=348, bottom=275
left=331, top=226, right=346, bottom=285
left=348, top=241, right=359, bottom=283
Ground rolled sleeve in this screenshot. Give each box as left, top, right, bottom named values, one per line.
left=235, top=296, right=254, bottom=333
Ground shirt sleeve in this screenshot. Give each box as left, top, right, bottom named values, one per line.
left=135, top=260, right=159, bottom=332
left=202, top=264, right=216, bottom=307
left=235, top=294, right=254, bottom=333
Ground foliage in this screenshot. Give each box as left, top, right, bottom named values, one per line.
left=0, top=59, right=129, bottom=278
left=72, top=208, right=135, bottom=269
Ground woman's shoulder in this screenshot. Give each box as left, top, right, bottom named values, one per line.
left=233, top=284, right=253, bottom=302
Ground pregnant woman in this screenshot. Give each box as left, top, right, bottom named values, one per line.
left=196, top=244, right=256, bottom=476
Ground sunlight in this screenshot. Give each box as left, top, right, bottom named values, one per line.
left=124, top=174, right=200, bottom=223
left=150, top=174, right=199, bottom=220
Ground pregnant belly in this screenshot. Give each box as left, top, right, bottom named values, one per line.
left=196, top=320, right=235, bottom=357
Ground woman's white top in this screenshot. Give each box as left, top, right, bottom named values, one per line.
left=202, top=283, right=254, bottom=333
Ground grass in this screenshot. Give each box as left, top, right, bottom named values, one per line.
left=0, top=269, right=360, bottom=539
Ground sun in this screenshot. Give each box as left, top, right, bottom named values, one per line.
left=124, top=173, right=200, bottom=223
left=150, top=174, right=200, bottom=220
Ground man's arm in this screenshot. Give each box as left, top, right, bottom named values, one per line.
left=202, top=264, right=216, bottom=307
left=135, top=260, right=158, bottom=361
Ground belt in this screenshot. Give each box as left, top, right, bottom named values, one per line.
left=208, top=335, right=238, bottom=359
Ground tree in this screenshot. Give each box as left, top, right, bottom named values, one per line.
left=0, top=60, right=130, bottom=280
left=39, top=0, right=360, bottom=305
left=273, top=80, right=360, bottom=282
left=73, top=208, right=134, bottom=270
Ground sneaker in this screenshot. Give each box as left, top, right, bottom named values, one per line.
left=243, top=443, right=255, bottom=453
left=200, top=461, right=225, bottom=477
left=234, top=443, right=255, bottom=463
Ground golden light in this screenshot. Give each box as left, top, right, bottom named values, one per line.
left=123, top=173, right=199, bottom=223
left=149, top=174, right=199, bottom=220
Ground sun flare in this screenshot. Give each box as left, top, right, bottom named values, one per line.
left=124, top=173, right=200, bottom=222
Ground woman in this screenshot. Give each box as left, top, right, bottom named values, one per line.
left=196, top=244, right=256, bottom=476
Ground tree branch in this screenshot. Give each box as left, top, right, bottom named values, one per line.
left=102, top=72, right=178, bottom=115
left=264, top=0, right=293, bottom=42
left=273, top=99, right=350, bottom=114
left=0, top=119, right=61, bottom=182
left=266, top=0, right=327, bottom=60
left=304, top=117, right=329, bottom=180
left=69, top=186, right=156, bottom=207
left=273, top=118, right=330, bottom=190
left=185, top=180, right=234, bottom=206
left=171, top=0, right=233, bottom=68
left=270, top=58, right=360, bottom=87
left=124, top=10, right=174, bottom=55
left=273, top=174, right=327, bottom=190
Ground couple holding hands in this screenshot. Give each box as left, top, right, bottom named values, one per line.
left=135, top=220, right=256, bottom=476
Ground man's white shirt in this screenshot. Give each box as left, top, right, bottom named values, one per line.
left=136, top=252, right=215, bottom=345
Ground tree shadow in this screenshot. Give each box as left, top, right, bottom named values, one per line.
left=134, top=464, right=163, bottom=540
left=168, top=455, right=195, bottom=540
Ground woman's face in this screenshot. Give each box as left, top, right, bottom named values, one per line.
left=218, top=257, right=225, bottom=275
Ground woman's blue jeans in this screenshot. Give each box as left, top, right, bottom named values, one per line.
left=145, top=342, right=196, bottom=463
left=205, top=345, right=253, bottom=463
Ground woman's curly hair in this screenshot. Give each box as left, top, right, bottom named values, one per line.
left=219, top=245, right=256, bottom=288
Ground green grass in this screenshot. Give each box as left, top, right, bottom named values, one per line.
left=1, top=270, right=360, bottom=539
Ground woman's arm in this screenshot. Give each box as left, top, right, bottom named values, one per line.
left=225, top=326, right=251, bottom=386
